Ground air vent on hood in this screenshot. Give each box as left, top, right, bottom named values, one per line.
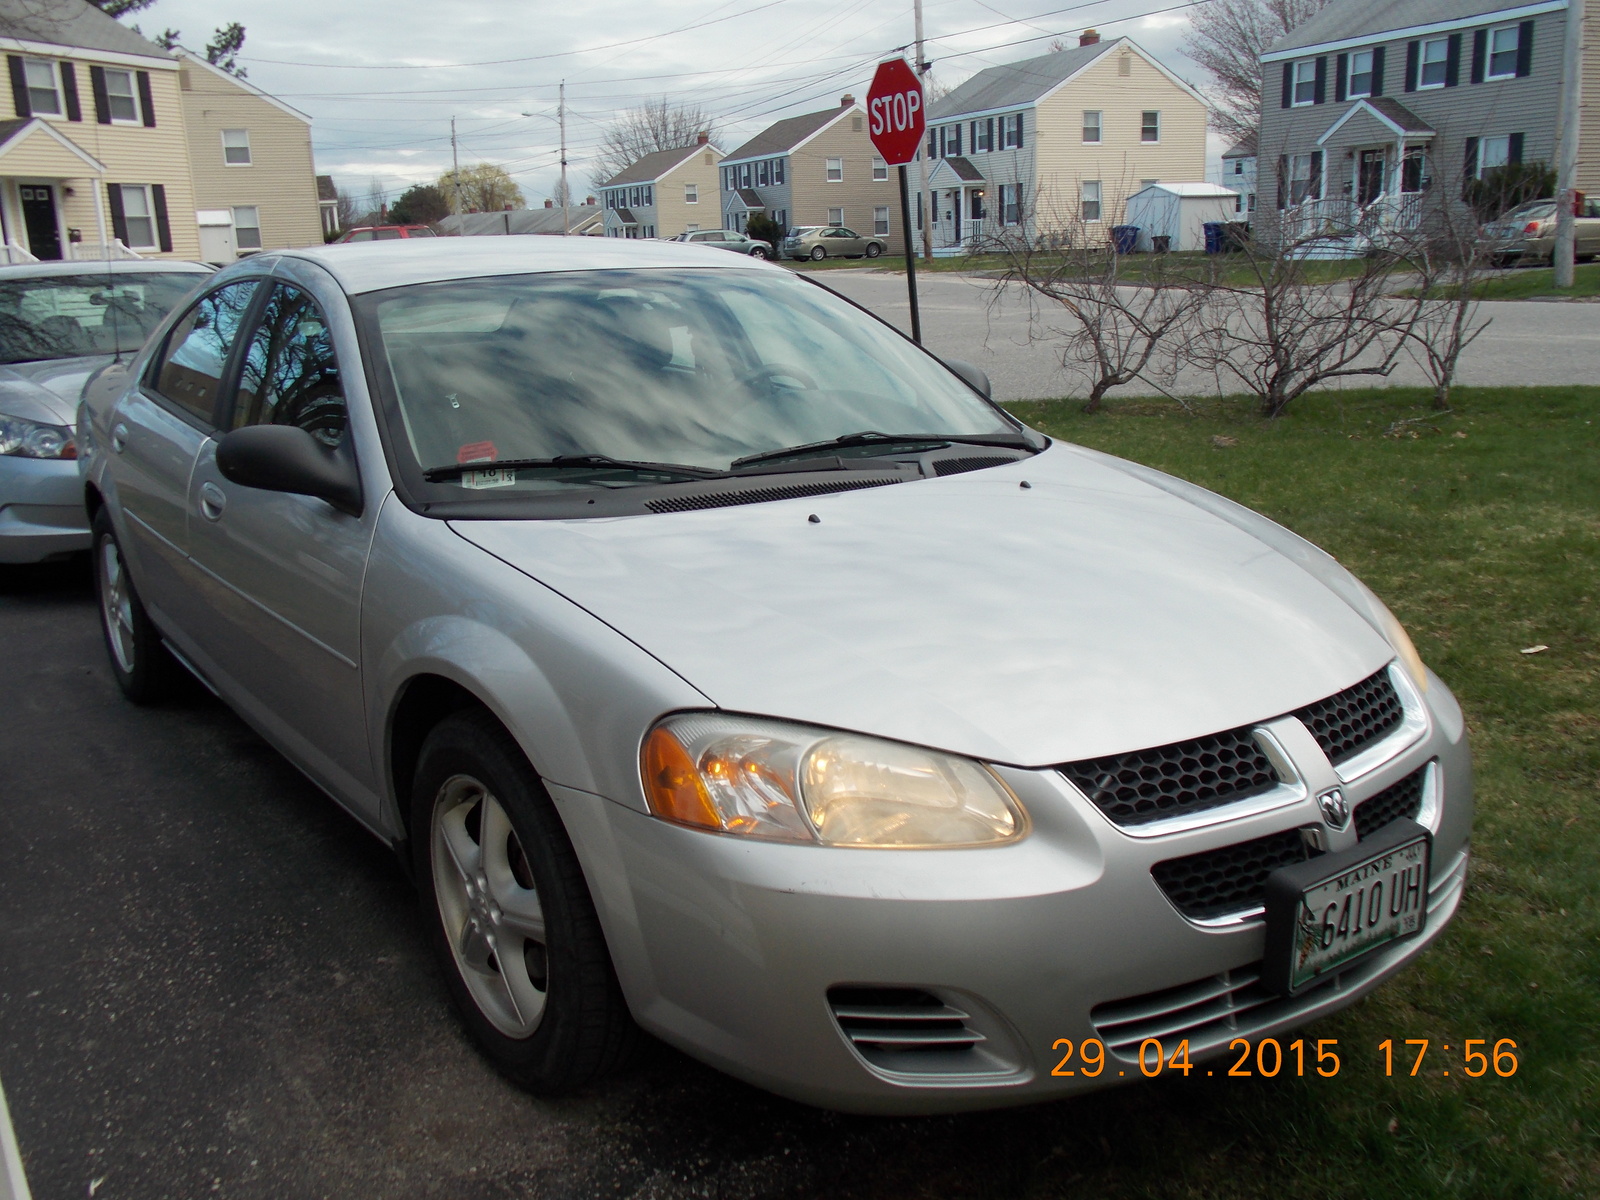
left=1293, top=668, right=1404, bottom=765
left=645, top=476, right=901, bottom=513
left=932, top=454, right=1020, bottom=477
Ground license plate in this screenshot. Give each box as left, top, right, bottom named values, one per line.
left=1263, top=818, right=1430, bottom=996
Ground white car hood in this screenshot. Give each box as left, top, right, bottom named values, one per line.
left=0, top=357, right=109, bottom=424
left=452, top=444, right=1392, bottom=767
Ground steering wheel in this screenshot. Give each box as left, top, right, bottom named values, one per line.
left=739, top=362, right=820, bottom=394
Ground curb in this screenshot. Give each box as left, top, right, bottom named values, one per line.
left=0, top=1075, right=30, bottom=1200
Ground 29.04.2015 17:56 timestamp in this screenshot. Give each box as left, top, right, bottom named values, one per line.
left=1049, top=1037, right=1521, bottom=1079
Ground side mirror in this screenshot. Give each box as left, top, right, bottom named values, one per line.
left=943, top=358, right=992, bottom=399
left=216, top=424, right=363, bottom=517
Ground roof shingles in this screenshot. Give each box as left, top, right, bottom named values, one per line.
left=930, top=39, right=1117, bottom=119
left=723, top=105, right=851, bottom=163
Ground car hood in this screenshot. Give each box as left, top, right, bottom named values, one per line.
left=0, top=356, right=111, bottom=423
left=451, top=444, right=1392, bottom=767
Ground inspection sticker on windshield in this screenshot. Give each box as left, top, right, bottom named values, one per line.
left=461, top=469, right=516, bottom=489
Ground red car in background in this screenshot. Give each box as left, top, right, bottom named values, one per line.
left=334, top=225, right=438, bottom=242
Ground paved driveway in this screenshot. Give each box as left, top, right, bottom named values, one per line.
left=821, top=270, right=1600, bottom=403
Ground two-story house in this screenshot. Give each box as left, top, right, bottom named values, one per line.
left=719, top=96, right=902, bottom=251
left=599, top=134, right=722, bottom=240
left=920, top=32, right=1209, bottom=252
left=176, top=50, right=323, bottom=260
left=1258, top=0, right=1596, bottom=242
left=0, top=0, right=200, bottom=260
left=1220, top=134, right=1258, bottom=217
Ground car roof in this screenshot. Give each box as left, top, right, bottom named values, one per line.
left=0, top=259, right=214, bottom=280
left=267, top=235, right=777, bottom=296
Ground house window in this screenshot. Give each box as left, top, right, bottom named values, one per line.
left=1419, top=37, right=1449, bottom=87
left=828, top=207, right=844, bottom=226
left=1401, top=148, right=1427, bottom=192
left=684, top=183, right=698, bottom=204
left=927, top=129, right=938, bottom=160
left=740, top=164, right=751, bottom=187
left=874, top=206, right=890, bottom=235
left=775, top=208, right=786, bottom=229
left=1286, top=152, right=1322, bottom=204
left=999, top=184, right=1019, bottom=225
left=1140, top=111, right=1160, bottom=142
left=117, top=185, right=157, bottom=249
left=773, top=158, right=784, bottom=184
left=1082, top=110, right=1102, bottom=143
left=1477, top=135, right=1511, bottom=176
left=757, top=161, right=769, bottom=186
left=1248, top=193, right=1257, bottom=212
left=1348, top=49, right=1375, bottom=98
left=872, top=156, right=887, bottom=181
left=944, top=124, right=961, bottom=156
left=1003, top=113, right=1023, bottom=149
left=222, top=129, right=251, bottom=165
left=233, top=205, right=262, bottom=251
left=826, top=157, right=843, bottom=182
left=1233, top=160, right=1244, bottom=175
left=1081, top=181, right=1102, bottom=222
left=722, top=167, right=731, bottom=191
left=644, top=186, right=652, bottom=206
left=23, top=59, right=61, bottom=116
left=973, top=118, right=994, bottom=151
left=1487, top=25, right=1520, bottom=79
left=1235, top=193, right=1244, bottom=214
left=969, top=191, right=984, bottom=220
left=103, top=69, right=140, bottom=122
left=1293, top=60, right=1318, bottom=105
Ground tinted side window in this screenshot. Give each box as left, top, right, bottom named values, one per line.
left=233, top=284, right=346, bottom=447
left=152, top=280, right=259, bottom=423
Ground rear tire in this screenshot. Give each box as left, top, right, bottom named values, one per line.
left=411, top=709, right=637, bottom=1095
left=810, top=246, right=826, bottom=261
left=92, top=508, right=181, bottom=704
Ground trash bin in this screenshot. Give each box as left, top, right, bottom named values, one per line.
left=1111, top=225, right=1139, bottom=254
left=1223, top=222, right=1251, bottom=252
left=1151, top=234, right=1171, bottom=253
left=1203, top=222, right=1226, bottom=254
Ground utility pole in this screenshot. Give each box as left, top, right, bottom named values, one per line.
left=560, top=80, right=570, bottom=235
left=1554, top=0, right=1585, bottom=288
left=450, top=116, right=462, bottom=215
left=914, top=0, right=932, bottom=262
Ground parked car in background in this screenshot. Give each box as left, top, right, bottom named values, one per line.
left=0, top=260, right=211, bottom=564
left=335, top=225, right=439, bottom=242
left=673, top=229, right=773, bottom=258
left=79, top=237, right=1468, bottom=1115
left=1482, top=199, right=1600, bottom=264
left=781, top=226, right=887, bottom=261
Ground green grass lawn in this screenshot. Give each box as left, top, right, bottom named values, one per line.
left=941, top=386, right=1596, bottom=1199
left=784, top=251, right=1372, bottom=287
left=1459, top=263, right=1600, bottom=301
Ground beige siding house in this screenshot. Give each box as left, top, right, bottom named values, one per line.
left=600, top=135, right=723, bottom=239
left=0, top=0, right=199, bottom=261
left=176, top=50, right=322, bottom=259
left=922, top=34, right=1209, bottom=251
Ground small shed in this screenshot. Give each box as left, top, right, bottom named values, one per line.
left=1123, top=183, right=1239, bottom=252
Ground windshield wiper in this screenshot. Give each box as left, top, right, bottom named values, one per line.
left=423, top=454, right=725, bottom=482
left=731, top=430, right=1037, bottom=470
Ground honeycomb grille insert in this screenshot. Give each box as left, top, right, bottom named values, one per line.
left=932, top=455, right=1019, bottom=477
left=1353, top=766, right=1427, bottom=840
left=645, top=476, right=900, bottom=513
left=1058, top=726, right=1280, bottom=827
left=1294, top=668, right=1404, bottom=765
left=1151, top=828, right=1315, bottom=920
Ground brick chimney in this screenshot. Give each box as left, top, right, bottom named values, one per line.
left=1079, top=29, right=1100, bottom=46
left=585, top=196, right=595, bottom=205
left=840, top=93, right=855, bottom=107
left=697, top=130, right=709, bottom=144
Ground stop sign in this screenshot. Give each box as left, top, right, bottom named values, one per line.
left=866, top=58, right=924, bottom=166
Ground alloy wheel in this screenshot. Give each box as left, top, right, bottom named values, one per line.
left=98, top=535, right=137, bottom=675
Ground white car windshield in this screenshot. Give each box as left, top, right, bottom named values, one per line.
left=0, top=273, right=202, bottom=365
left=360, top=268, right=1018, bottom=490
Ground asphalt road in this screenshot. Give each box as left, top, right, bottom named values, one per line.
left=819, top=269, right=1600, bottom=403
left=0, top=557, right=1284, bottom=1200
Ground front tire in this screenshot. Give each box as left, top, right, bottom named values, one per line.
left=809, top=246, right=826, bottom=261
left=865, top=243, right=882, bottom=258
left=748, top=246, right=769, bottom=259
left=412, top=710, right=636, bottom=1094
left=92, top=508, right=180, bottom=704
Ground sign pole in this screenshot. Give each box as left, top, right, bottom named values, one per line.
left=898, top=163, right=922, bottom=344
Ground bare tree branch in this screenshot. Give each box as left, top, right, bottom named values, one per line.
left=590, top=99, right=720, bottom=187
left=1184, top=0, right=1333, bottom=140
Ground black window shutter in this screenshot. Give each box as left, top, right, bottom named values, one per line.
left=1445, top=33, right=1462, bottom=86
left=89, top=65, right=110, bottom=124
left=1313, top=56, right=1327, bottom=103
left=1508, top=132, right=1524, bottom=164
left=1277, top=155, right=1288, bottom=209
left=1405, top=41, right=1420, bottom=91
left=136, top=71, right=155, bottom=126
left=1372, top=46, right=1385, bottom=95
left=1310, top=149, right=1323, bottom=199
left=1463, top=137, right=1479, bottom=182
left=1470, top=30, right=1487, bottom=83
left=59, top=62, right=81, bottom=120
left=1015, top=112, right=1024, bottom=149
left=106, top=184, right=128, bottom=245
left=1516, top=21, right=1534, bottom=76
left=8, top=56, right=30, bottom=118
left=1281, top=61, right=1293, bottom=107
left=151, top=183, right=172, bottom=252
left=1335, top=53, right=1348, bottom=101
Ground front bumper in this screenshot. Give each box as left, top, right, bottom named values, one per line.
left=0, top=455, right=88, bottom=563
left=556, top=670, right=1473, bottom=1114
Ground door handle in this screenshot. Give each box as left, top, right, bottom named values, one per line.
left=199, top=481, right=227, bottom=521
left=110, top=422, right=128, bottom=453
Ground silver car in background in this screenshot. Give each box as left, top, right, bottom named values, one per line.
left=0, top=260, right=210, bottom=563
left=78, top=238, right=1469, bottom=1113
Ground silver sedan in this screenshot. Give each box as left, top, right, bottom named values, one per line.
left=78, top=238, right=1470, bottom=1113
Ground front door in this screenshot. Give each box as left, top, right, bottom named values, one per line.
left=20, top=185, right=62, bottom=260
left=1357, top=150, right=1385, bottom=207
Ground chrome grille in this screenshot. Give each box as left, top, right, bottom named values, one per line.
left=1058, top=726, right=1280, bottom=828
left=1294, top=668, right=1404, bottom=765
left=1151, top=828, right=1315, bottom=921
left=1353, top=766, right=1427, bottom=840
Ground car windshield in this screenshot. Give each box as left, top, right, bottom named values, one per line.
left=360, top=268, right=1017, bottom=492
left=0, top=272, right=204, bottom=365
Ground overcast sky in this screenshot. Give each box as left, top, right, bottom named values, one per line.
left=133, top=0, right=1221, bottom=207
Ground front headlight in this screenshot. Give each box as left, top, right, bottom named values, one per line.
left=0, top=413, right=76, bottom=459
left=1354, top=579, right=1429, bottom=694
left=642, top=714, right=1027, bottom=847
